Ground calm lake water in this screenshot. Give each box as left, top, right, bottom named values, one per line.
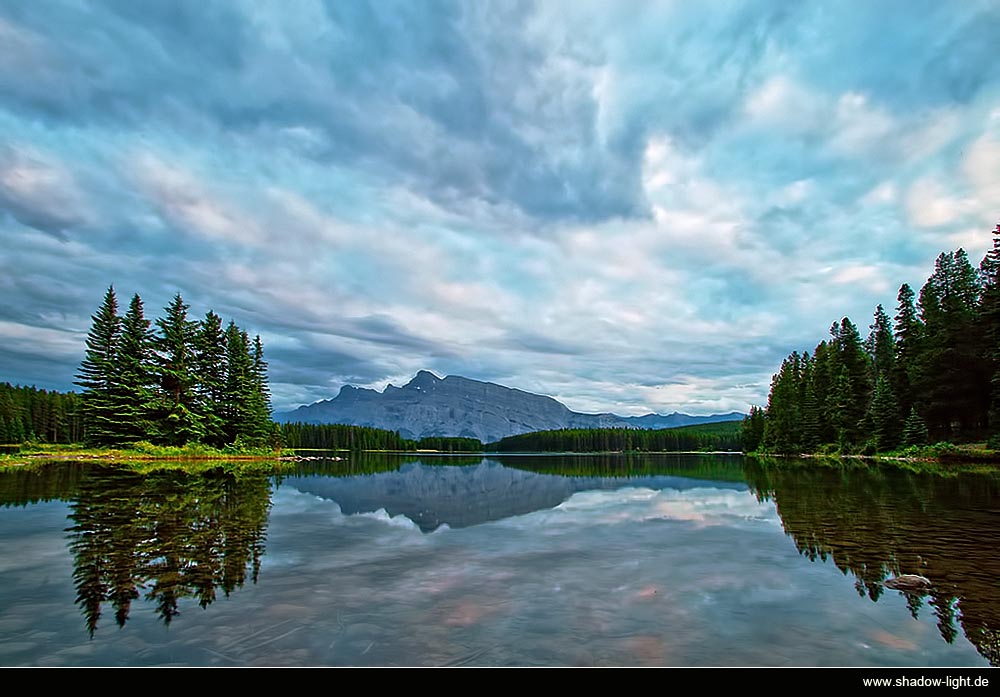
left=0, top=453, right=997, bottom=667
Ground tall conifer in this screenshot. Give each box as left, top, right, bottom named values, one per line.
left=75, top=286, right=121, bottom=446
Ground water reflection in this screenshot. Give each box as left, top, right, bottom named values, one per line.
left=0, top=454, right=998, bottom=666
left=282, top=453, right=747, bottom=531
left=0, top=463, right=272, bottom=635
left=744, top=457, right=1000, bottom=666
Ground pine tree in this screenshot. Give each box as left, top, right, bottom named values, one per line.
left=867, top=304, right=895, bottom=381
left=114, top=293, right=157, bottom=444
left=222, top=322, right=253, bottom=444
left=918, top=250, right=985, bottom=437
left=893, top=283, right=922, bottom=418
left=762, top=353, right=802, bottom=453
left=247, top=334, right=273, bottom=445
left=864, top=375, right=901, bottom=452
left=741, top=405, right=766, bottom=452
left=978, top=224, right=1000, bottom=435
left=902, top=407, right=929, bottom=447
left=194, top=311, right=228, bottom=447
left=154, top=293, right=204, bottom=445
left=828, top=318, right=871, bottom=447
left=75, top=286, right=122, bottom=446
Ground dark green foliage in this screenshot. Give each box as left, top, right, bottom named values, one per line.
left=75, top=286, right=122, bottom=446
left=69, top=288, right=275, bottom=448
left=415, top=436, right=484, bottom=452
left=194, top=311, right=227, bottom=447
left=154, top=294, right=204, bottom=446
left=114, top=294, right=157, bottom=444
left=979, top=225, right=1000, bottom=431
left=902, top=407, right=929, bottom=447
left=761, top=352, right=804, bottom=453
left=864, top=375, right=901, bottom=452
left=489, top=422, right=742, bottom=453
left=741, top=406, right=766, bottom=452
left=279, top=422, right=413, bottom=451
left=893, top=283, right=922, bottom=417
left=0, top=383, right=84, bottom=444
left=916, top=250, right=987, bottom=437
left=867, top=304, right=895, bottom=381
left=761, top=224, right=1000, bottom=453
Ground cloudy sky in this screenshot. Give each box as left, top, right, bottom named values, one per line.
left=1, top=1, right=999, bottom=416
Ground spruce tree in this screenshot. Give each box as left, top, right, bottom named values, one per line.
left=902, top=407, right=929, bottom=447
left=75, top=286, right=122, bottom=446
left=761, top=353, right=802, bottom=453
left=828, top=318, right=870, bottom=447
left=248, top=334, right=273, bottom=444
left=154, top=293, right=204, bottom=445
left=222, top=322, right=253, bottom=444
left=194, top=311, right=228, bottom=447
left=978, top=224, right=1000, bottom=435
left=893, top=283, right=922, bottom=418
left=864, top=375, right=901, bottom=452
left=918, top=250, right=985, bottom=437
left=867, top=304, right=895, bottom=381
left=741, top=406, right=766, bottom=452
left=114, top=293, right=157, bottom=444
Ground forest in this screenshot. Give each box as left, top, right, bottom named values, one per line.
left=489, top=422, right=742, bottom=453
left=747, top=223, right=1000, bottom=454
left=0, top=383, right=84, bottom=444
left=279, top=422, right=483, bottom=452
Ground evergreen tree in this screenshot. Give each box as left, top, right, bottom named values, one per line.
left=193, top=311, right=228, bottom=447
left=902, top=407, right=929, bottom=447
left=864, top=375, right=901, bottom=452
left=918, top=250, right=985, bottom=437
left=70, top=287, right=276, bottom=448
left=741, top=406, right=766, bottom=452
left=893, top=283, right=922, bottom=418
left=222, top=322, right=253, bottom=444
left=762, top=353, right=802, bottom=453
left=154, top=294, right=204, bottom=445
left=828, top=318, right=871, bottom=447
left=247, top=334, right=273, bottom=444
left=867, top=304, right=895, bottom=381
left=114, top=294, right=157, bottom=444
left=75, top=286, right=121, bottom=446
left=978, top=224, right=1000, bottom=434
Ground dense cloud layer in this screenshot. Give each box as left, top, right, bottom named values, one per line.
left=1, top=1, right=999, bottom=414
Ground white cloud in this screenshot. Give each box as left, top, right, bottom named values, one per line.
left=904, top=177, right=975, bottom=229
left=0, top=146, right=92, bottom=233
left=829, top=92, right=896, bottom=156
left=962, top=130, right=1000, bottom=227
left=830, top=264, right=891, bottom=294
left=130, top=152, right=268, bottom=246
left=860, top=181, right=897, bottom=206
left=744, top=76, right=823, bottom=132
left=0, top=320, right=83, bottom=358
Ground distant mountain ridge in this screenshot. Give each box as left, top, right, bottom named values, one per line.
left=276, top=371, right=744, bottom=443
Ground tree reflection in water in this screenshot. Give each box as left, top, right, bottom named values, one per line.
left=65, top=465, right=272, bottom=635
left=744, top=457, right=1000, bottom=666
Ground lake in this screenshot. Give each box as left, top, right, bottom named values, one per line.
left=0, top=453, right=997, bottom=667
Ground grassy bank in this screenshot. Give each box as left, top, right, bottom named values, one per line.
left=0, top=440, right=295, bottom=469
left=749, top=442, right=1000, bottom=476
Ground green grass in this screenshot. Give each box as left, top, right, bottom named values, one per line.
left=0, top=440, right=295, bottom=467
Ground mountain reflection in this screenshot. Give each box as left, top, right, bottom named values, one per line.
left=282, top=453, right=748, bottom=532
left=744, top=458, right=1000, bottom=666
left=62, top=465, right=272, bottom=635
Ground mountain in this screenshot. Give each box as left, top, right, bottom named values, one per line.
left=276, top=371, right=744, bottom=443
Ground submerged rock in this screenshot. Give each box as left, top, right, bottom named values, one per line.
left=884, top=574, right=933, bottom=593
